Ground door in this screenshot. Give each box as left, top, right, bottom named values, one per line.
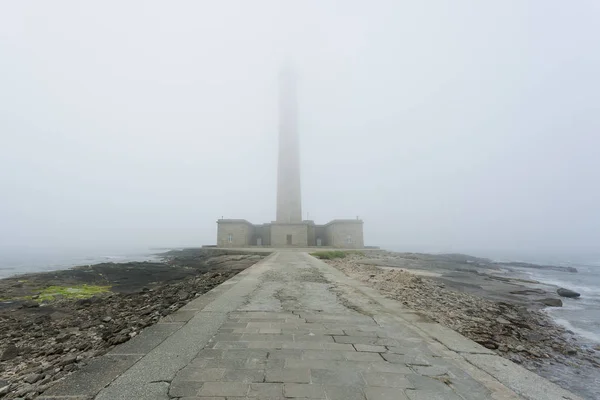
left=286, top=234, right=292, bottom=245
left=316, top=237, right=322, bottom=246
left=257, top=237, right=262, bottom=246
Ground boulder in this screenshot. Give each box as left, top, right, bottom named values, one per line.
left=557, top=288, right=581, bottom=298
left=539, top=298, right=563, bottom=307
left=1, top=344, right=19, bottom=361
left=21, top=300, right=39, bottom=308
left=23, top=373, right=43, bottom=384
left=0, top=383, right=10, bottom=396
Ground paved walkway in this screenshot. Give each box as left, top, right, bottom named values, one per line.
left=41, top=252, right=582, bottom=400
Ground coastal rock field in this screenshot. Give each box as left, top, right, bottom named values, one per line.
left=0, top=249, right=264, bottom=399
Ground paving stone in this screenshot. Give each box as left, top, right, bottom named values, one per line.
left=364, top=387, right=409, bottom=400
left=283, top=383, right=326, bottom=398
left=412, top=365, right=449, bottom=376
left=248, top=341, right=287, bottom=349
left=294, top=334, right=335, bottom=342
left=361, top=372, right=413, bottom=388
left=247, top=322, right=273, bottom=328
left=239, top=318, right=289, bottom=323
left=280, top=342, right=323, bottom=350
left=223, top=368, right=265, bottom=383
left=248, top=382, right=284, bottom=397
left=368, top=362, right=413, bottom=374
left=176, top=367, right=226, bottom=382
left=344, top=351, right=383, bottom=362
left=333, top=336, right=379, bottom=345
left=241, top=334, right=295, bottom=342
left=405, top=389, right=462, bottom=400
left=354, top=344, right=386, bottom=353
left=259, top=328, right=282, bottom=334
left=343, top=329, right=380, bottom=337
left=274, top=322, right=309, bottom=329
left=197, top=381, right=250, bottom=397
left=268, top=349, right=304, bottom=359
left=233, top=328, right=261, bottom=333
left=327, top=322, right=380, bottom=329
left=212, top=342, right=250, bottom=349
left=266, top=368, right=311, bottom=383
left=195, top=349, right=224, bottom=359
left=302, top=350, right=346, bottom=360
left=381, top=353, right=431, bottom=366
left=310, top=368, right=365, bottom=386
left=324, top=385, right=367, bottom=400
left=321, top=343, right=355, bottom=351
left=222, top=350, right=268, bottom=359
left=194, top=357, right=280, bottom=369
left=374, top=338, right=403, bottom=347
left=211, top=333, right=244, bottom=342
left=405, top=374, right=455, bottom=393
left=285, top=359, right=338, bottom=370
left=222, top=322, right=249, bottom=329
left=168, top=379, right=203, bottom=397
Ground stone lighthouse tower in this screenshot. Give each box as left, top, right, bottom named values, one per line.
left=276, top=65, right=302, bottom=223
left=216, top=66, right=364, bottom=249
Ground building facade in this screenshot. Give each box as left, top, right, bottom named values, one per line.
left=216, top=66, right=365, bottom=249
left=217, top=219, right=364, bottom=248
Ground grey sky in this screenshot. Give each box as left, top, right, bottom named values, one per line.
left=1, top=1, right=599, bottom=256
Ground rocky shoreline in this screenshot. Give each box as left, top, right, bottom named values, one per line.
left=0, top=249, right=265, bottom=399
left=326, top=251, right=600, bottom=400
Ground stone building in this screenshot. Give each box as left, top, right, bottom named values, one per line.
left=217, top=67, right=364, bottom=248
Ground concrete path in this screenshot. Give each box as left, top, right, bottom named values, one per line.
left=41, top=252, right=582, bottom=400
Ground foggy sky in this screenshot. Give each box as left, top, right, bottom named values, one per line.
left=1, top=1, right=599, bottom=256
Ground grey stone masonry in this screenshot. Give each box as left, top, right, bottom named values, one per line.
left=41, top=252, right=583, bottom=400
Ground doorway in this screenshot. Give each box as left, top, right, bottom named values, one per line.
left=256, top=237, right=262, bottom=246
left=286, top=234, right=292, bottom=245
left=316, top=237, right=322, bottom=246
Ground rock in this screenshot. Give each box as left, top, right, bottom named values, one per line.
left=23, top=373, right=43, bottom=384
left=557, top=288, right=581, bottom=298
left=515, top=345, right=525, bottom=352
left=594, top=345, right=600, bottom=352
left=21, top=300, right=39, bottom=308
left=496, top=317, right=511, bottom=325
left=0, top=384, right=10, bottom=395
left=177, top=290, right=190, bottom=301
left=539, top=298, right=563, bottom=307
left=1, top=344, right=19, bottom=361
left=58, top=354, right=77, bottom=367
left=107, top=334, right=129, bottom=346
left=75, top=298, right=92, bottom=307
left=55, top=333, right=72, bottom=343
left=477, top=340, right=499, bottom=350
left=101, top=316, right=112, bottom=323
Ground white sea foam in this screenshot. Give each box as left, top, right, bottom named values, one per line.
left=553, top=318, right=600, bottom=344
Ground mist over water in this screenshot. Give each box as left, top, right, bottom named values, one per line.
left=0, top=245, right=159, bottom=279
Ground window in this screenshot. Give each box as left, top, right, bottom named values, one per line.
left=346, top=235, right=353, bottom=244
left=227, top=233, right=233, bottom=243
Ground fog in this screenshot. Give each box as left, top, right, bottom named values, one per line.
left=1, top=1, right=599, bottom=258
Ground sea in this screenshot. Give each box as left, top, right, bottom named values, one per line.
left=0, top=246, right=162, bottom=280
left=490, top=254, right=600, bottom=348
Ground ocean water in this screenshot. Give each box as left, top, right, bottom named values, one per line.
left=0, top=246, right=161, bottom=279
left=518, top=260, right=600, bottom=346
